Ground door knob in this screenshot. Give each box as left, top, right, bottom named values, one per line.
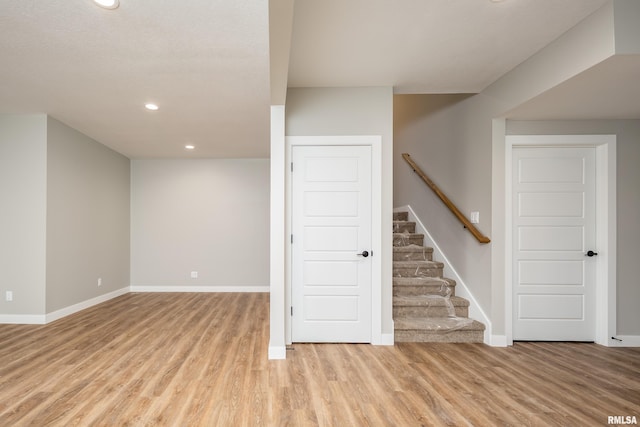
left=357, top=250, right=369, bottom=258
left=585, top=250, right=598, bottom=257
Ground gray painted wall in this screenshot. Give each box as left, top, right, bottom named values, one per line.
left=395, top=99, right=640, bottom=338
left=614, top=0, right=640, bottom=54
left=393, top=2, right=640, bottom=339
left=46, top=117, right=130, bottom=312
left=506, top=119, right=640, bottom=335
left=286, top=87, right=395, bottom=334
left=130, top=159, right=270, bottom=288
left=0, top=115, right=129, bottom=318
left=394, top=94, right=500, bottom=316
left=0, top=115, right=47, bottom=316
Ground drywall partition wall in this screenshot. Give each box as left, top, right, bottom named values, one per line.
left=485, top=0, right=624, bottom=339
left=269, top=105, right=286, bottom=359
left=285, top=87, right=394, bottom=340
left=0, top=115, right=47, bottom=319
left=393, top=94, right=499, bottom=321
left=506, top=119, right=640, bottom=337
left=483, top=1, right=615, bottom=114
left=614, top=0, right=640, bottom=54
left=45, top=117, right=130, bottom=313
left=269, top=0, right=294, bottom=105
left=393, top=1, right=639, bottom=343
left=131, top=159, right=270, bottom=291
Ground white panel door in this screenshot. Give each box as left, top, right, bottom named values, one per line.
left=292, top=145, right=372, bottom=343
left=513, top=146, right=596, bottom=341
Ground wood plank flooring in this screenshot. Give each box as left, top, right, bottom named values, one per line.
left=0, top=293, right=638, bottom=426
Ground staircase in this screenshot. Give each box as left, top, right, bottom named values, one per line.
left=393, top=211, right=485, bottom=343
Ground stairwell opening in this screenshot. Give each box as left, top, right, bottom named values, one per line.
left=393, top=212, right=484, bottom=342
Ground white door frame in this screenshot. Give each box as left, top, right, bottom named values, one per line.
left=505, top=135, right=616, bottom=346
left=285, top=136, right=382, bottom=345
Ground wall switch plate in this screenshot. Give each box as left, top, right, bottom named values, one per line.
left=470, top=211, right=480, bottom=224
left=97, top=278, right=102, bottom=287
left=190, top=271, right=198, bottom=279
left=5, top=291, right=13, bottom=302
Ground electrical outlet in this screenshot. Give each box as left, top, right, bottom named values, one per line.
left=5, top=291, right=13, bottom=302
left=97, top=277, right=102, bottom=287
left=190, top=271, right=198, bottom=279
left=470, top=211, right=480, bottom=224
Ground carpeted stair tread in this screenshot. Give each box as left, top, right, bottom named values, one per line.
left=393, top=245, right=434, bottom=261
left=393, top=233, right=424, bottom=246
left=393, top=232, right=424, bottom=238
left=393, top=245, right=433, bottom=254
left=393, top=212, right=408, bottom=221
left=393, top=220, right=416, bottom=233
left=393, top=277, right=455, bottom=286
left=395, top=317, right=485, bottom=332
left=393, top=277, right=457, bottom=297
left=395, top=328, right=485, bottom=343
left=393, top=277, right=456, bottom=293
left=393, top=260, right=444, bottom=268
left=393, top=295, right=469, bottom=307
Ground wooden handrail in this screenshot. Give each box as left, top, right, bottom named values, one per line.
left=402, top=153, right=490, bottom=244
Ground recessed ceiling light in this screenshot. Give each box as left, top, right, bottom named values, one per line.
left=185, top=145, right=195, bottom=150
left=94, top=0, right=119, bottom=9
left=144, top=103, right=159, bottom=111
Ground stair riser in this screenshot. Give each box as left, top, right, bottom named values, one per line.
left=393, top=285, right=456, bottom=297
left=394, top=306, right=468, bottom=318
left=393, top=212, right=408, bottom=221
left=393, top=266, right=443, bottom=278
left=393, top=251, right=433, bottom=261
left=394, top=330, right=484, bottom=343
left=393, top=235, right=424, bottom=246
left=393, top=223, right=416, bottom=233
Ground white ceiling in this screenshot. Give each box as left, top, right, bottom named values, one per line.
left=0, top=0, right=618, bottom=159
left=0, top=0, right=271, bottom=159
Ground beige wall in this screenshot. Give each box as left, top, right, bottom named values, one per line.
left=46, top=117, right=130, bottom=312
left=506, top=119, right=640, bottom=336
left=0, top=115, right=47, bottom=317
left=131, top=159, right=270, bottom=289
left=285, top=86, right=394, bottom=335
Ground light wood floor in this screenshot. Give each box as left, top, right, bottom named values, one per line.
left=0, top=293, right=638, bottom=426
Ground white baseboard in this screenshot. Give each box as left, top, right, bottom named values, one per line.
left=0, top=314, right=46, bottom=325
left=3, top=285, right=269, bottom=325
left=268, top=344, right=287, bottom=360
left=1, top=287, right=129, bottom=325
left=130, top=285, right=270, bottom=293
left=395, top=205, right=494, bottom=346
left=46, top=287, right=130, bottom=323
left=375, top=332, right=395, bottom=346
left=608, top=335, right=640, bottom=347
left=490, top=335, right=508, bottom=347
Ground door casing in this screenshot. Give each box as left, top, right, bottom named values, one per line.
left=505, top=135, right=616, bottom=346
left=285, top=136, right=382, bottom=345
